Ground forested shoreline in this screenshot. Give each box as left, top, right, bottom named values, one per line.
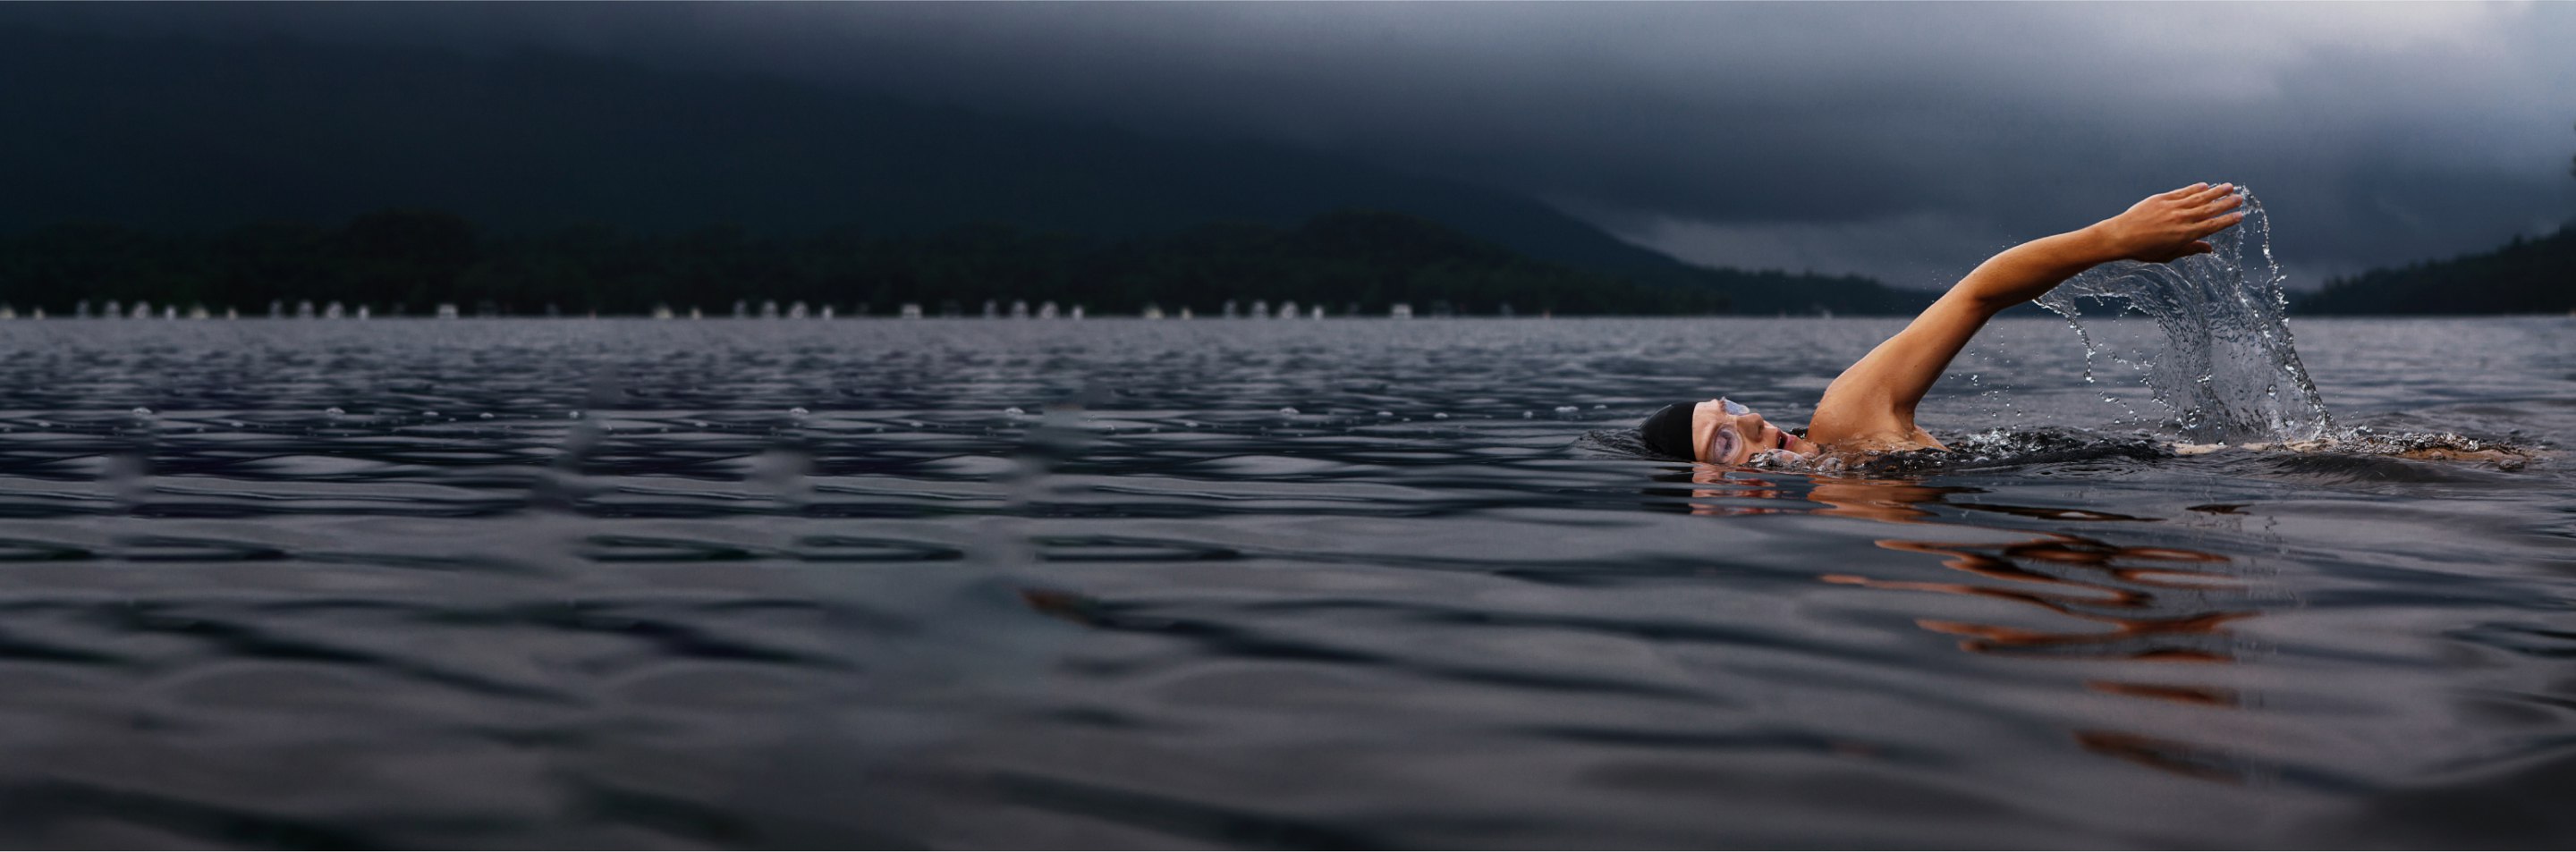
left=2299, top=224, right=2575, bottom=315
left=0, top=208, right=1921, bottom=318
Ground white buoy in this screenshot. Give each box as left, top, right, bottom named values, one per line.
left=788, top=301, right=808, bottom=319
left=1038, top=301, right=1059, bottom=319
left=1391, top=303, right=1413, bottom=319
left=436, top=303, right=459, bottom=319
left=900, top=302, right=923, bottom=319
left=651, top=303, right=674, bottom=320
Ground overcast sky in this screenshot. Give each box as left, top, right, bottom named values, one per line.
left=21, top=2, right=2576, bottom=288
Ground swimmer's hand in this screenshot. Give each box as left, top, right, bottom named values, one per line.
left=2086, top=182, right=2248, bottom=264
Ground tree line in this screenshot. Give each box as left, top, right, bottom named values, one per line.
left=2297, top=224, right=2575, bottom=315
left=0, top=208, right=1808, bottom=317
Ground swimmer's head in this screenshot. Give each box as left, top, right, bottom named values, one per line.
left=1638, top=399, right=1818, bottom=464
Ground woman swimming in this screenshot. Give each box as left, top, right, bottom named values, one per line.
left=1638, top=182, right=2250, bottom=465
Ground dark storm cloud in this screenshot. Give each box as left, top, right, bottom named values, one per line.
left=15, top=2, right=2575, bottom=286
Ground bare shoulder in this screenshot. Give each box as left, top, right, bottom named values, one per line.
left=1806, top=379, right=1943, bottom=454
left=1807, top=400, right=1944, bottom=455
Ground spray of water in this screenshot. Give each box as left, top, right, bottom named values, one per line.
left=2035, top=188, right=2334, bottom=443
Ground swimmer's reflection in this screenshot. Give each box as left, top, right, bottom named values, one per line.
left=1687, top=470, right=2252, bottom=662
left=1686, top=469, right=2268, bottom=782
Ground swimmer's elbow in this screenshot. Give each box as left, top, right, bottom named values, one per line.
left=1955, top=287, right=2024, bottom=316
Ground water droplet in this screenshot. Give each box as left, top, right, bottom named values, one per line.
left=1004, top=407, right=1025, bottom=416
left=324, top=407, right=344, bottom=417
left=130, top=407, right=152, bottom=417
left=1278, top=407, right=1300, bottom=415
left=788, top=407, right=809, bottom=417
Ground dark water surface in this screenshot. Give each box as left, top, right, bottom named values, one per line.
left=0, top=316, right=2570, bottom=848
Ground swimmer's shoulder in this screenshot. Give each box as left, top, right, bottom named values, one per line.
left=1808, top=401, right=1944, bottom=458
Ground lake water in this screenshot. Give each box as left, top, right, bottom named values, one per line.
left=0, top=316, right=2568, bottom=847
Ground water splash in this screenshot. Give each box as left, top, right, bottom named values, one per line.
left=2036, top=188, right=2333, bottom=443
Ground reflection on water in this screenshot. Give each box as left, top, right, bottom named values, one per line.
left=1789, top=475, right=2261, bottom=781
left=0, top=317, right=2567, bottom=846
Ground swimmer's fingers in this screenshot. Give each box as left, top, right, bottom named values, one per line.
left=2185, top=189, right=2243, bottom=219
left=2190, top=211, right=2247, bottom=239
left=2157, top=182, right=2212, bottom=201
left=2182, top=182, right=2236, bottom=204
left=2187, top=240, right=2214, bottom=257
left=2160, top=182, right=2229, bottom=207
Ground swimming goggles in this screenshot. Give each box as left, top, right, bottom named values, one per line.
left=1702, top=398, right=1752, bottom=463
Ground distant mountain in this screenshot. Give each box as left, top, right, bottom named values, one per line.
left=2298, top=224, right=2576, bottom=315
left=0, top=26, right=1928, bottom=315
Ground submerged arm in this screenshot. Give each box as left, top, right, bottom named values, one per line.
left=1807, top=183, right=2246, bottom=451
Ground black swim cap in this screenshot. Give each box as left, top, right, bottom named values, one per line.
left=1638, top=401, right=1697, bottom=460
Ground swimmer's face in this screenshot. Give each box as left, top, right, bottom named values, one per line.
left=1692, top=399, right=1818, bottom=465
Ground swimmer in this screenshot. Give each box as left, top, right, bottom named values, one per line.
left=1639, top=182, right=2250, bottom=465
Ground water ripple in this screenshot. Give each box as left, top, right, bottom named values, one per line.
left=0, top=317, right=2564, bottom=846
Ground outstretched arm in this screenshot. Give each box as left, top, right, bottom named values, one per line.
left=1807, top=183, right=2247, bottom=451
